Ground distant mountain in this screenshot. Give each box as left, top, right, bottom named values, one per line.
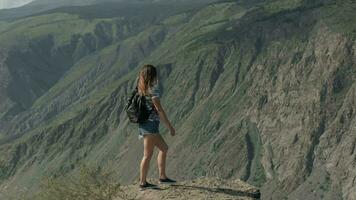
left=0, top=0, right=216, bottom=20
left=0, top=0, right=355, bottom=200
left=0, top=0, right=138, bottom=20
left=0, top=0, right=33, bottom=9
left=0, top=0, right=212, bottom=126
left=27, top=0, right=124, bottom=7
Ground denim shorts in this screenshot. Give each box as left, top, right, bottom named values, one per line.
left=138, top=120, right=160, bottom=139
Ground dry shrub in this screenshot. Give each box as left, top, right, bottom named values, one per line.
left=32, top=161, right=135, bottom=200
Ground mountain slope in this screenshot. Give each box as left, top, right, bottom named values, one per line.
left=0, top=1, right=203, bottom=132
left=0, top=0, right=217, bottom=20
left=0, top=0, right=355, bottom=200
left=0, top=0, right=33, bottom=9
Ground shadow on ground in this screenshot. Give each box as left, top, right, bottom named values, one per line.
left=170, top=184, right=261, bottom=199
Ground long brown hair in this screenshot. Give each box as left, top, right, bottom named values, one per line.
left=137, top=64, right=157, bottom=96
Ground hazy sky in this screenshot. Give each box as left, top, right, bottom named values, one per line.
left=0, top=0, right=33, bottom=9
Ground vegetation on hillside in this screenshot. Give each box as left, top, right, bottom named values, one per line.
left=0, top=0, right=355, bottom=200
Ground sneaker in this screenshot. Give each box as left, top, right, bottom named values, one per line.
left=139, top=182, right=158, bottom=190
left=159, top=177, right=177, bottom=184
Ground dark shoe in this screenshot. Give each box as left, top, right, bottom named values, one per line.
left=159, top=177, right=177, bottom=184
left=139, top=182, right=158, bottom=190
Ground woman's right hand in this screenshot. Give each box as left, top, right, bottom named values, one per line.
left=169, top=126, right=176, bottom=136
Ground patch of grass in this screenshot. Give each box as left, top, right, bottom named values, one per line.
left=320, top=1, right=356, bottom=37
left=263, top=0, right=304, bottom=14
left=162, top=13, right=190, bottom=25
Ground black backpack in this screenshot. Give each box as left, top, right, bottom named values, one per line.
left=124, top=86, right=152, bottom=123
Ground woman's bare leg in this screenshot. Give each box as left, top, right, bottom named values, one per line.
left=155, top=134, right=168, bottom=179
left=140, top=135, right=155, bottom=185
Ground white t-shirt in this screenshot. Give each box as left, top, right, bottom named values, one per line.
left=144, top=83, right=160, bottom=121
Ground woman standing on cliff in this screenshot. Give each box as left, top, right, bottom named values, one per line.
left=136, top=64, right=177, bottom=190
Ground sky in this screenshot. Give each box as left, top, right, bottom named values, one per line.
left=0, top=0, right=33, bottom=9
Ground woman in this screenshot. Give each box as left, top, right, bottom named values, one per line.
left=136, top=64, right=176, bottom=190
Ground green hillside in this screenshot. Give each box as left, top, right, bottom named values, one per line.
left=0, top=0, right=355, bottom=199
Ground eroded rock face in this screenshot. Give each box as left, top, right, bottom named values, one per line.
left=0, top=1, right=355, bottom=200
left=252, top=25, right=356, bottom=200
